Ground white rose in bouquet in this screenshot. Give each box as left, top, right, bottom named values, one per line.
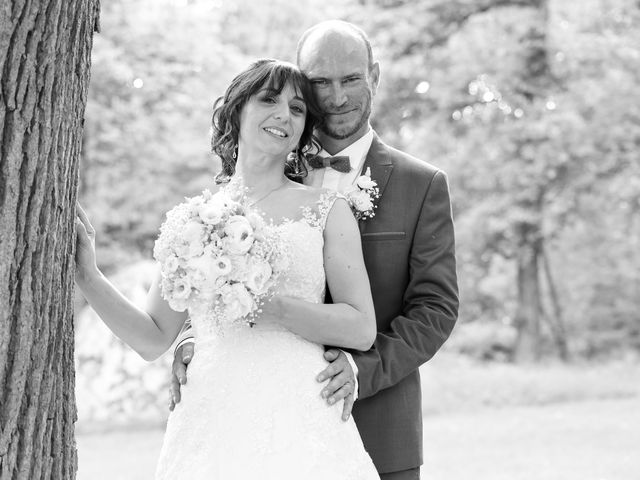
left=173, top=277, right=193, bottom=300
left=220, top=283, right=255, bottom=320
left=213, top=255, right=233, bottom=276
left=223, top=215, right=254, bottom=255
left=187, top=254, right=232, bottom=297
left=198, top=203, right=224, bottom=226
left=164, top=255, right=180, bottom=273
left=244, top=209, right=263, bottom=227
left=153, top=241, right=171, bottom=263
left=172, top=241, right=190, bottom=259
left=229, top=254, right=250, bottom=283
left=245, top=257, right=273, bottom=295
left=183, top=220, right=206, bottom=257
left=166, top=277, right=193, bottom=312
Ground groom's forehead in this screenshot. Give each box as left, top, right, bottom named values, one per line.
left=300, top=47, right=369, bottom=78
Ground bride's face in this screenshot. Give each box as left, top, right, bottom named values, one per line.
left=237, top=82, right=307, bottom=159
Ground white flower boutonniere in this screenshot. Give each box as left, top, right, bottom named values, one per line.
left=345, top=167, right=380, bottom=221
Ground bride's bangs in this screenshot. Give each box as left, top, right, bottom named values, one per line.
left=262, top=62, right=306, bottom=100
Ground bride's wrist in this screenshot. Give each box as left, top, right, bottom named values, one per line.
left=75, top=264, right=102, bottom=290
left=262, top=295, right=286, bottom=324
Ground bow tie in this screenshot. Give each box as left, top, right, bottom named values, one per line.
left=307, top=154, right=352, bottom=173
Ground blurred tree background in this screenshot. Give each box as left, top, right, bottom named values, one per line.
left=75, top=0, right=640, bottom=425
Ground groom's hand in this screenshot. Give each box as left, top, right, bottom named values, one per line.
left=317, top=349, right=356, bottom=421
left=169, top=342, right=194, bottom=411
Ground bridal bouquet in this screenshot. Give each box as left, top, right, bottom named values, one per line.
left=153, top=185, right=288, bottom=325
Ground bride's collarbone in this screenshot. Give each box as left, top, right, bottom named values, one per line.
left=253, top=188, right=323, bottom=225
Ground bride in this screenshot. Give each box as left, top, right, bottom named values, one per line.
left=75, top=59, right=380, bottom=479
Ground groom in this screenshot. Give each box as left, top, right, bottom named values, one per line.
left=171, top=21, right=458, bottom=480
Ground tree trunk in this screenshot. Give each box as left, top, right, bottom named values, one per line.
left=0, top=1, right=99, bottom=478
left=513, top=221, right=543, bottom=361
left=510, top=0, right=552, bottom=362
left=541, top=244, right=569, bottom=360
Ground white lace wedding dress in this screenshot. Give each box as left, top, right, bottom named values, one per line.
left=155, top=193, right=379, bottom=479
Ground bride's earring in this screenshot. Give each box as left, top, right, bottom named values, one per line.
left=294, top=148, right=302, bottom=173
left=232, top=144, right=238, bottom=160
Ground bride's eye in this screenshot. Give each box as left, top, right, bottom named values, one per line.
left=291, top=104, right=306, bottom=115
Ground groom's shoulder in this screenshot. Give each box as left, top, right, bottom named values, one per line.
left=377, top=137, right=443, bottom=180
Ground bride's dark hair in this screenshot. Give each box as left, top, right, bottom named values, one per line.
left=211, top=59, right=322, bottom=183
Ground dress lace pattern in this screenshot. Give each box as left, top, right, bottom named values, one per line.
left=155, top=191, right=379, bottom=480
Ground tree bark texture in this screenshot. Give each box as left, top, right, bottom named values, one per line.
left=0, top=1, right=99, bottom=478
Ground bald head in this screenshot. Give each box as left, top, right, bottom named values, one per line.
left=296, top=20, right=374, bottom=71
left=294, top=21, right=380, bottom=152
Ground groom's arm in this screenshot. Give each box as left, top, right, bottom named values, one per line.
left=351, top=170, right=459, bottom=399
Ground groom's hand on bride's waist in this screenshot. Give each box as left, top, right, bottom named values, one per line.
left=169, top=342, right=194, bottom=411
left=317, top=349, right=357, bottom=421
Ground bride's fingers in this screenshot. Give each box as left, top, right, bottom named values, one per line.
left=74, top=218, right=94, bottom=257
left=75, top=215, right=96, bottom=253
left=75, top=216, right=87, bottom=238
left=76, top=202, right=95, bottom=237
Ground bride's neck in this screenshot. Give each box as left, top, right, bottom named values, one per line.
left=234, top=155, right=286, bottom=191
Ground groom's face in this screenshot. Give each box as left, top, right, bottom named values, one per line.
left=298, top=33, right=379, bottom=143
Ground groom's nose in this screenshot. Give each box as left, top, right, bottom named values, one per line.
left=327, top=83, right=348, bottom=108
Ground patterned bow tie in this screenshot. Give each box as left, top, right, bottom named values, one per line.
left=307, top=154, right=352, bottom=173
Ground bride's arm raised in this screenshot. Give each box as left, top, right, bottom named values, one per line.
left=266, top=198, right=376, bottom=351
left=75, top=205, right=187, bottom=361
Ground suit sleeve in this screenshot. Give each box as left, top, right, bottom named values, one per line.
left=173, top=318, right=194, bottom=354
left=350, top=170, right=459, bottom=399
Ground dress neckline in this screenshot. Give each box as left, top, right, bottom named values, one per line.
left=252, top=191, right=338, bottom=230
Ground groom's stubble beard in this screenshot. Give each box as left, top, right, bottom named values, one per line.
left=318, top=90, right=373, bottom=141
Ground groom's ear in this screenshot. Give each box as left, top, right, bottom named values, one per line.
left=369, top=62, right=381, bottom=96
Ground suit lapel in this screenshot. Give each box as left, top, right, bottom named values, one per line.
left=358, top=133, right=394, bottom=233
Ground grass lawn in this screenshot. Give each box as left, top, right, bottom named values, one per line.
left=422, top=398, right=639, bottom=480
left=76, top=397, right=640, bottom=480
left=76, top=355, right=640, bottom=479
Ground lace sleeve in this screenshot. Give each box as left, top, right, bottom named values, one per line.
left=301, top=190, right=347, bottom=230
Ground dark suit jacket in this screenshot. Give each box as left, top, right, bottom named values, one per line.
left=347, top=133, right=458, bottom=473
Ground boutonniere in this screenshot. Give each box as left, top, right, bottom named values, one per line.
left=344, top=167, right=380, bottom=221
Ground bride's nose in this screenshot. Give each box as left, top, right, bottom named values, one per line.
left=272, top=101, right=290, bottom=121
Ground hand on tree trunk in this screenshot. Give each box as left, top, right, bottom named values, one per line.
left=75, top=203, right=99, bottom=285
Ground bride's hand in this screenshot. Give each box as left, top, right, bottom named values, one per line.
left=256, top=295, right=285, bottom=325
left=74, top=203, right=99, bottom=284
